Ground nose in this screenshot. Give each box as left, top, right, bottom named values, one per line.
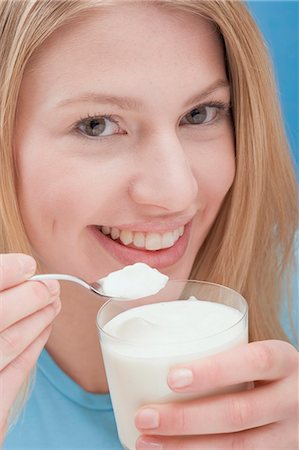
left=129, top=131, right=199, bottom=213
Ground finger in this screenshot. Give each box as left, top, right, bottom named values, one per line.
left=0, top=324, right=52, bottom=421
left=135, top=379, right=295, bottom=436
left=0, top=279, right=60, bottom=332
left=136, top=421, right=288, bottom=450
left=0, top=253, right=36, bottom=290
left=167, top=341, right=298, bottom=394
left=0, top=299, right=61, bottom=371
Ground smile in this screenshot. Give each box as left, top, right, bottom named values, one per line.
left=96, top=225, right=185, bottom=251
left=90, top=221, right=192, bottom=268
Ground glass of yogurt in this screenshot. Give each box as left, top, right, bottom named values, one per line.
left=96, top=280, right=248, bottom=450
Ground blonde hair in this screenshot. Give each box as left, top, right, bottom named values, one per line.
left=1, top=0, right=297, bottom=428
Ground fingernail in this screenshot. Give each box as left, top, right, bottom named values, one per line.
left=19, top=255, right=36, bottom=276
left=137, top=436, right=162, bottom=450
left=41, top=279, right=60, bottom=296
left=135, top=408, right=159, bottom=429
left=168, top=368, right=193, bottom=389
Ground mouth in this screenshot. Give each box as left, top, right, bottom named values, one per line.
left=97, top=224, right=185, bottom=250
left=89, top=222, right=192, bottom=268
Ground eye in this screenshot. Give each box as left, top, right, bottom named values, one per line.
left=180, top=103, right=227, bottom=126
left=76, top=115, right=122, bottom=138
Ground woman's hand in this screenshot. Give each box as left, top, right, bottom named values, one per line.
left=135, top=340, right=298, bottom=449
left=0, top=253, right=61, bottom=444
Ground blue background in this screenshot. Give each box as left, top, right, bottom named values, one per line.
left=246, top=1, right=298, bottom=177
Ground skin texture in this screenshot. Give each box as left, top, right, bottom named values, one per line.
left=16, top=5, right=234, bottom=283
left=15, top=4, right=235, bottom=392
left=1, top=3, right=296, bottom=449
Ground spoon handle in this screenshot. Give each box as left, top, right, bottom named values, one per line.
left=29, top=273, right=91, bottom=291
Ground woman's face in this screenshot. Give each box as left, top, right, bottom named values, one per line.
left=16, top=3, right=235, bottom=282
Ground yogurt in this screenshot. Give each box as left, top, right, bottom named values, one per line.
left=103, top=298, right=242, bottom=348
left=98, top=293, right=248, bottom=450
left=99, top=262, right=169, bottom=299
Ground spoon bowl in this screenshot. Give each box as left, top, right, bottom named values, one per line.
left=29, top=263, right=169, bottom=300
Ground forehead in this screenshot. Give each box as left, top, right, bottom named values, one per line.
left=23, top=3, right=226, bottom=109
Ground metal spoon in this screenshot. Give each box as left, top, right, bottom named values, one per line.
left=29, top=273, right=111, bottom=298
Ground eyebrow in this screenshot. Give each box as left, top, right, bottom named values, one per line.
left=56, top=79, right=229, bottom=110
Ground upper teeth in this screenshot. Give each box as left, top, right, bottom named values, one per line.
left=99, top=225, right=185, bottom=250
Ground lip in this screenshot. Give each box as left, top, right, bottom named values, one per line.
left=89, top=221, right=192, bottom=268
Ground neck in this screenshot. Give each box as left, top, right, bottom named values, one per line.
left=46, top=281, right=109, bottom=393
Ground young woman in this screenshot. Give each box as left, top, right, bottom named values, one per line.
left=0, top=1, right=298, bottom=449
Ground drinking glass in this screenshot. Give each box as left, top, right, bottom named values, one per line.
left=96, top=280, right=248, bottom=450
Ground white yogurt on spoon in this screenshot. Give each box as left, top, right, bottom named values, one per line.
left=99, top=262, right=169, bottom=299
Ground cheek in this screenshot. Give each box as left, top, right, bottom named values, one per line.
left=206, top=154, right=235, bottom=202
left=17, top=147, right=128, bottom=242
left=18, top=158, right=82, bottom=232
left=186, top=138, right=235, bottom=268
left=192, top=136, right=235, bottom=211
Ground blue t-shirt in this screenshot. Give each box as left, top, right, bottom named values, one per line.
left=3, top=349, right=123, bottom=450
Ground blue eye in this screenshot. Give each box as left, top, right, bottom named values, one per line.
left=182, top=106, right=216, bottom=125
left=76, top=115, right=121, bottom=138
left=180, top=102, right=231, bottom=126
left=74, top=101, right=231, bottom=141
